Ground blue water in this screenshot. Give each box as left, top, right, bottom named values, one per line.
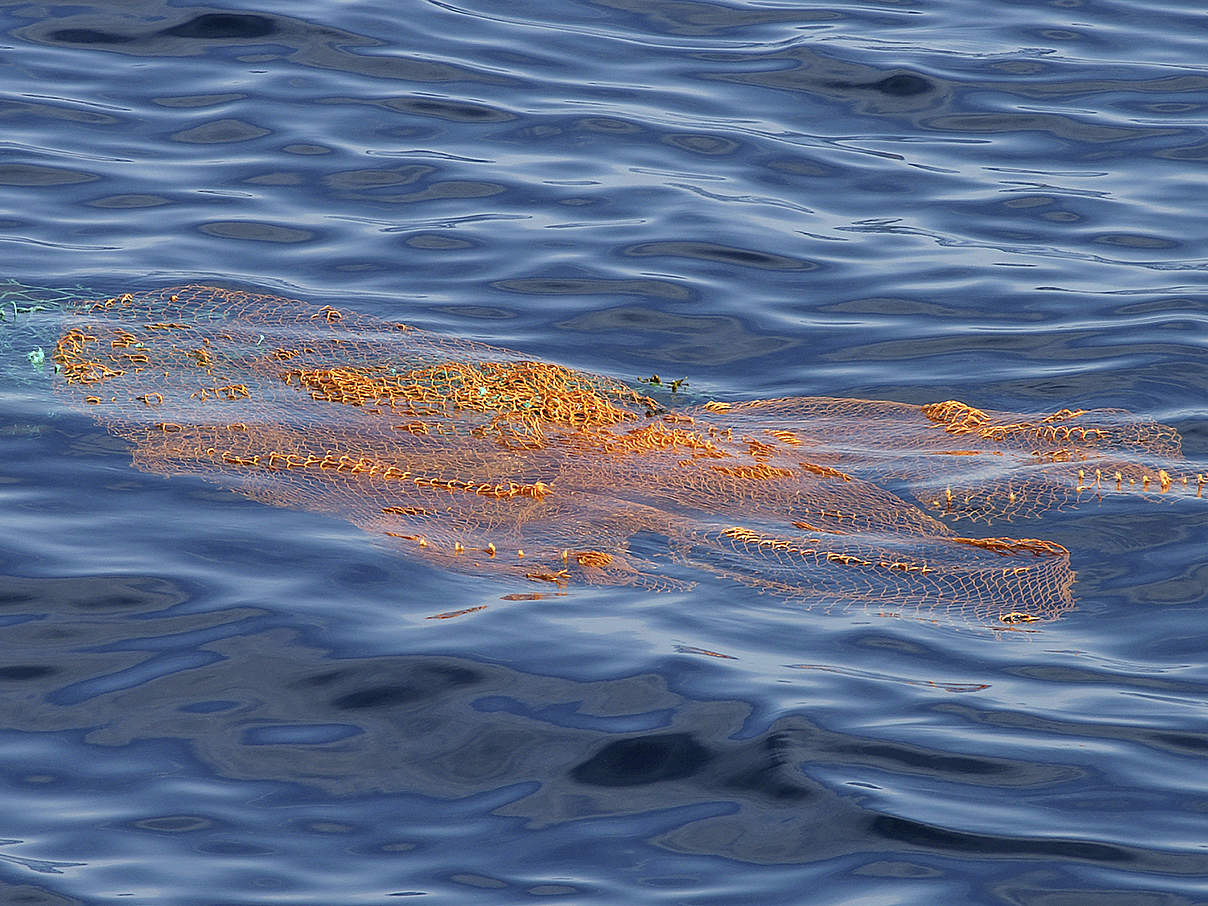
left=1, top=1, right=1207, bottom=903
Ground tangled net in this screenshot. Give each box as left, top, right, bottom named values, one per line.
left=51, top=286, right=1204, bottom=625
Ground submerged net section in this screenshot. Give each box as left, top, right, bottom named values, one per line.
left=0, top=279, right=95, bottom=387
left=51, top=285, right=1204, bottom=626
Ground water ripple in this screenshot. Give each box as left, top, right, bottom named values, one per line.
left=1, top=0, right=1207, bottom=901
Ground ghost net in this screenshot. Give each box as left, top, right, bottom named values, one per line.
left=51, top=286, right=1204, bottom=625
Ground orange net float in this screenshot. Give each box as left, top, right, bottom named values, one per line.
left=51, top=285, right=1203, bottom=626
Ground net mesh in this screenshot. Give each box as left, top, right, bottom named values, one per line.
left=50, top=285, right=1204, bottom=625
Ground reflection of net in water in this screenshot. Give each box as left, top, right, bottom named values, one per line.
left=52, top=286, right=1204, bottom=625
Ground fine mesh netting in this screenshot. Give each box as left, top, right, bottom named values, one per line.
left=50, top=285, right=1205, bottom=625
left=0, top=278, right=94, bottom=387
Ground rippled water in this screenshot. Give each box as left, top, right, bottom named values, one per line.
left=1, top=1, right=1206, bottom=903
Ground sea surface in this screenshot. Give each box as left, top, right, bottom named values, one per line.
left=0, top=1, right=1206, bottom=903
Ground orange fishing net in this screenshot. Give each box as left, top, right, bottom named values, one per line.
left=52, top=286, right=1204, bottom=625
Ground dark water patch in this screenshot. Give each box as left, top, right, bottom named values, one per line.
left=0, top=165, right=97, bottom=187
left=198, top=221, right=313, bottom=243
left=623, top=240, right=816, bottom=271
left=152, top=93, right=248, bottom=108
left=323, top=166, right=435, bottom=190
left=86, top=194, right=171, bottom=209
left=39, top=11, right=278, bottom=49
left=0, top=665, right=57, bottom=681
left=0, top=883, right=82, bottom=906
left=758, top=715, right=1077, bottom=790
left=449, top=873, right=507, bottom=889
left=356, top=180, right=508, bottom=204
left=494, top=276, right=692, bottom=301
left=283, top=143, right=332, bottom=156
left=871, top=815, right=1130, bottom=863
left=0, top=591, right=37, bottom=609
left=1093, top=233, right=1179, bottom=249
left=21, top=7, right=515, bottom=84
left=572, top=733, right=712, bottom=786
left=1006, top=663, right=1203, bottom=694
left=0, top=575, right=188, bottom=614
left=700, top=47, right=951, bottom=117
left=326, top=95, right=515, bottom=123
left=826, top=72, right=936, bottom=98
left=159, top=14, right=276, bottom=41
left=45, top=28, right=135, bottom=46
left=828, top=741, right=1011, bottom=779
left=0, top=99, right=120, bottom=126
left=1153, top=139, right=1208, bottom=161
left=132, top=815, right=214, bottom=833
left=328, top=662, right=484, bottom=711
left=661, top=133, right=740, bottom=156
left=923, top=112, right=1157, bottom=144
left=404, top=233, right=476, bottom=250
left=765, top=156, right=835, bottom=178
left=1143, top=732, right=1208, bottom=758
left=170, top=118, right=271, bottom=144
left=577, top=116, right=643, bottom=135
left=722, top=731, right=814, bottom=803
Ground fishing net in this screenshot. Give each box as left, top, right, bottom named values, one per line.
left=48, top=285, right=1204, bottom=625
left=0, top=278, right=94, bottom=387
